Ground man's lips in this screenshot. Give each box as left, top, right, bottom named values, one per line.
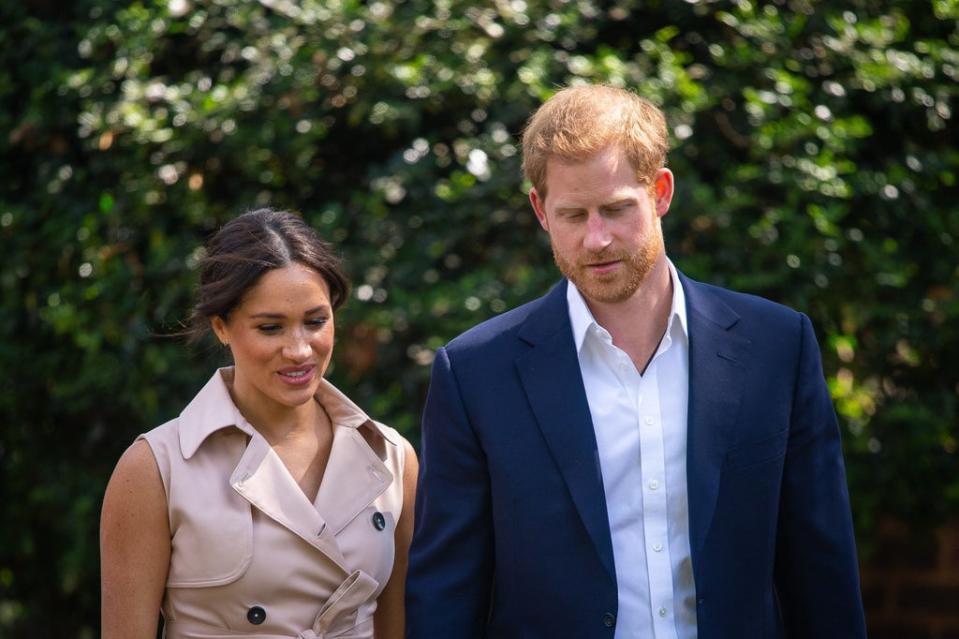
left=585, top=259, right=622, bottom=274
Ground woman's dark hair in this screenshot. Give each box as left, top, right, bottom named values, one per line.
left=187, top=208, right=349, bottom=342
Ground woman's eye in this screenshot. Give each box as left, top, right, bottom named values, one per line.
left=257, top=324, right=281, bottom=334
left=307, top=317, right=329, bottom=328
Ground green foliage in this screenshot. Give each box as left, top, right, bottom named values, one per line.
left=1, top=0, right=957, bottom=633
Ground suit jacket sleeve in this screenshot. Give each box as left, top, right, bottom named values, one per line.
left=774, top=313, right=867, bottom=637
left=406, top=346, right=493, bottom=638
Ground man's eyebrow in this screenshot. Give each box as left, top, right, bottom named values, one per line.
left=555, top=197, right=635, bottom=212
left=601, top=197, right=636, bottom=208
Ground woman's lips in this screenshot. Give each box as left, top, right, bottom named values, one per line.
left=277, top=365, right=316, bottom=386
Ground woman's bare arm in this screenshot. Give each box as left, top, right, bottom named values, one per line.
left=373, top=439, right=419, bottom=639
left=100, top=440, right=171, bottom=639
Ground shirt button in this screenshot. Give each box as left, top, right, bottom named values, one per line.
left=658, top=607, right=668, bottom=618
left=648, top=479, right=660, bottom=490
left=652, top=543, right=663, bottom=552
left=602, top=612, right=616, bottom=628
left=247, top=606, right=266, bottom=625
left=644, top=416, right=654, bottom=425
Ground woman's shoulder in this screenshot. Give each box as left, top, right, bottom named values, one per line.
left=139, top=368, right=247, bottom=461
left=131, top=417, right=183, bottom=496
left=369, top=420, right=408, bottom=447
left=139, top=415, right=181, bottom=446
left=136, top=415, right=183, bottom=470
left=369, top=421, right=417, bottom=488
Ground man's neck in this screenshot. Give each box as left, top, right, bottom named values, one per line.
left=585, top=258, right=673, bottom=372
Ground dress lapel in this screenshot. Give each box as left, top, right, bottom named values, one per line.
left=230, top=431, right=352, bottom=572
left=194, top=371, right=396, bottom=578
left=515, top=281, right=616, bottom=581
left=314, top=424, right=393, bottom=535
left=680, top=274, right=751, bottom=581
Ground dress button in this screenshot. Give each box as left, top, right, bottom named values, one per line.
left=372, top=511, right=387, bottom=531
left=247, top=606, right=266, bottom=625
left=602, top=612, right=616, bottom=628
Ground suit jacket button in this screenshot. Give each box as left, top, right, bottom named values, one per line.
left=247, top=605, right=266, bottom=625
left=372, top=511, right=387, bottom=530
left=602, top=612, right=616, bottom=628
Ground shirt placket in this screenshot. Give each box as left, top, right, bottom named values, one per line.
left=637, top=358, right=679, bottom=639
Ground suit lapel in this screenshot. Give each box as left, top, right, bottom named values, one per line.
left=515, top=281, right=616, bottom=581
left=681, top=274, right=751, bottom=580
left=513, top=276, right=751, bottom=585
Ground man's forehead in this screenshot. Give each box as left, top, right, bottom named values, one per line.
left=546, top=145, right=629, bottom=170
left=551, top=190, right=640, bottom=209
left=544, top=152, right=643, bottom=198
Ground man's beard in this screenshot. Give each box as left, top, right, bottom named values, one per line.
left=552, top=222, right=663, bottom=304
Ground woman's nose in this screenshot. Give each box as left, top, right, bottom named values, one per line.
left=282, top=330, right=312, bottom=360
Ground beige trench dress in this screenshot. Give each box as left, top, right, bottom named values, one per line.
left=139, top=368, right=407, bottom=639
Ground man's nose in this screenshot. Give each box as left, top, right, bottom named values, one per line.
left=583, top=213, right=612, bottom=252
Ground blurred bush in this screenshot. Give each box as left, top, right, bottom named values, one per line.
left=1, top=0, right=957, bottom=634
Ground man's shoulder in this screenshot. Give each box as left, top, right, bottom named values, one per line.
left=444, top=282, right=561, bottom=357
left=682, top=274, right=805, bottom=335
left=694, top=278, right=798, bottom=315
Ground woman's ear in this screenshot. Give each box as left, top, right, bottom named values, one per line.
left=210, top=315, right=230, bottom=347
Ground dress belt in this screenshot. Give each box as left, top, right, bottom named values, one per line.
left=164, top=570, right=380, bottom=639
left=299, top=570, right=379, bottom=638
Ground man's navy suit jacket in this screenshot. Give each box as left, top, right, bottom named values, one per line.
left=406, top=274, right=866, bottom=638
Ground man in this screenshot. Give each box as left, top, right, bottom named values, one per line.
left=405, top=85, right=866, bottom=638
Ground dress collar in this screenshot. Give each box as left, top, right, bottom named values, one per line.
left=178, top=367, right=398, bottom=460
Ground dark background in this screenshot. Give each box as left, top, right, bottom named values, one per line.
left=1, top=0, right=957, bottom=635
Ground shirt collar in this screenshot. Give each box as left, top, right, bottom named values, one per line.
left=178, top=367, right=398, bottom=459
left=566, top=258, right=689, bottom=353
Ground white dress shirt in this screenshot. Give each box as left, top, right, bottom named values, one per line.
left=567, top=260, right=698, bottom=639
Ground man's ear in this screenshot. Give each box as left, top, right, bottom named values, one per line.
left=653, top=168, right=674, bottom=218
left=529, top=187, right=550, bottom=232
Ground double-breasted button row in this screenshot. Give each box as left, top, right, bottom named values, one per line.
left=243, top=512, right=386, bottom=628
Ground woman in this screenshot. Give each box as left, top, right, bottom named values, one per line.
left=101, top=209, right=417, bottom=639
